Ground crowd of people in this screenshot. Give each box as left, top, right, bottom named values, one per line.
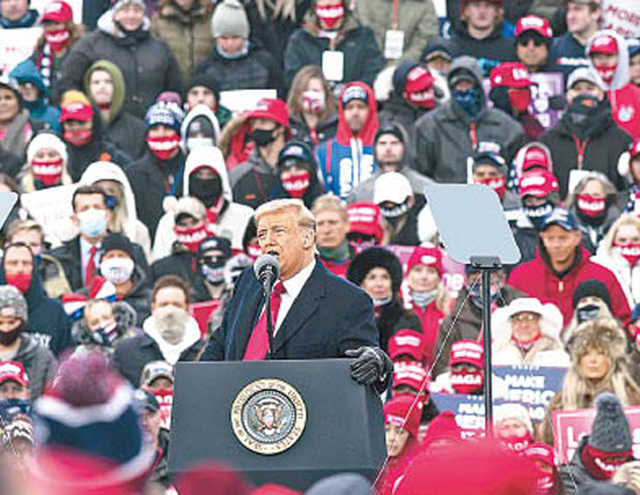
left=0, top=0, right=639, bottom=493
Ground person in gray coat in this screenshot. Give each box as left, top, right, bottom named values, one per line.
left=412, top=55, right=525, bottom=184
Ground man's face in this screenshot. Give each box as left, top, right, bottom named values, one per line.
left=0, top=380, right=28, bottom=400
left=256, top=210, right=314, bottom=280
left=567, top=2, right=599, bottom=35
left=315, top=209, right=349, bottom=250
left=463, top=0, right=500, bottom=31
left=0, top=88, right=20, bottom=123
left=566, top=81, right=604, bottom=104
left=186, top=86, right=216, bottom=110
left=4, top=247, right=32, bottom=277
left=343, top=100, right=369, bottom=135
left=540, top=224, right=582, bottom=266
left=630, top=53, right=640, bottom=86
left=375, top=135, right=404, bottom=170
left=89, top=70, right=114, bottom=106
left=10, top=230, right=43, bottom=256
left=152, top=286, right=188, bottom=313
left=516, top=35, right=548, bottom=69
left=113, top=5, right=145, bottom=31
left=217, top=35, right=245, bottom=55
left=0, top=0, right=28, bottom=21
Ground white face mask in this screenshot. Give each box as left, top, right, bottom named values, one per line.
left=77, top=208, right=107, bottom=238
left=100, top=257, right=135, bottom=285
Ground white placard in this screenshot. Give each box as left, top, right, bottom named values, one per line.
left=20, top=184, right=79, bottom=248
left=219, top=89, right=278, bottom=116
left=30, top=0, right=83, bottom=24
left=0, top=28, right=42, bottom=76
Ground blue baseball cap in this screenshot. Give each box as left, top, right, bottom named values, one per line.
left=541, top=207, right=577, bottom=231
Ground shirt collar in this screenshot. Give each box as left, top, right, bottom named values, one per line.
left=281, top=259, right=316, bottom=300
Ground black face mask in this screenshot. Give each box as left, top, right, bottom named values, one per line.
left=577, top=304, right=601, bottom=323
left=189, top=174, right=223, bottom=208
left=0, top=323, right=22, bottom=347
left=251, top=128, right=278, bottom=148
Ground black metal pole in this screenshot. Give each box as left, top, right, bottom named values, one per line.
left=482, top=269, right=493, bottom=437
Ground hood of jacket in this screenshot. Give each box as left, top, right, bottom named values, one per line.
left=180, top=104, right=221, bottom=152
left=83, top=60, right=126, bottom=124
left=447, top=55, right=486, bottom=106
left=586, top=30, right=630, bottom=91
left=79, top=160, right=141, bottom=242
left=336, top=82, right=379, bottom=146
left=97, top=8, right=151, bottom=39
left=183, top=145, right=232, bottom=202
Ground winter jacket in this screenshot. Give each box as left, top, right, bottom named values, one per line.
left=539, top=99, right=631, bottom=197
left=448, top=23, right=517, bottom=76
left=355, top=0, right=438, bottom=64
left=432, top=285, right=526, bottom=376
left=9, top=60, right=61, bottom=133
left=0, top=265, right=71, bottom=357
left=151, top=0, right=215, bottom=85
left=229, top=149, right=279, bottom=210
left=592, top=241, right=640, bottom=306
left=151, top=248, right=209, bottom=302
left=83, top=60, right=147, bottom=160
left=113, top=314, right=203, bottom=387
left=283, top=11, right=385, bottom=88
left=0, top=110, right=33, bottom=159
left=13, top=333, right=57, bottom=399
left=195, top=40, right=283, bottom=96
left=507, top=246, right=632, bottom=326
left=80, top=161, right=152, bottom=259
left=412, top=56, right=524, bottom=183
left=152, top=146, right=254, bottom=260
left=586, top=31, right=640, bottom=139
left=549, top=32, right=590, bottom=79
left=59, top=10, right=183, bottom=119
left=126, top=150, right=187, bottom=238
left=559, top=436, right=599, bottom=495
left=49, top=235, right=150, bottom=292
left=289, top=112, right=338, bottom=151
left=317, top=82, right=379, bottom=200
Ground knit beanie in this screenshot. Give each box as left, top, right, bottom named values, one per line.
left=573, top=280, right=611, bottom=309
left=589, top=393, right=633, bottom=454
left=145, top=102, right=184, bottom=133
left=0, top=285, right=28, bottom=322
left=27, top=132, right=68, bottom=165
left=212, top=0, right=250, bottom=39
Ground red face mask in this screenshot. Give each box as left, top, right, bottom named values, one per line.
left=45, top=27, right=71, bottom=52
left=476, top=175, right=506, bottom=200
left=577, top=194, right=606, bottom=217
left=508, top=88, right=531, bottom=113
left=64, top=128, right=92, bottom=147
left=581, top=443, right=631, bottom=481
left=614, top=241, right=640, bottom=267
left=174, top=223, right=208, bottom=253
left=146, top=135, right=181, bottom=161
left=315, top=3, right=344, bottom=30
left=31, top=158, right=63, bottom=187
left=499, top=432, right=532, bottom=454
left=450, top=369, right=483, bottom=395
left=593, top=61, right=616, bottom=85
left=5, top=273, right=33, bottom=294
left=281, top=170, right=311, bottom=199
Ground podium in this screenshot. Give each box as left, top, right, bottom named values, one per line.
left=168, top=359, right=386, bottom=491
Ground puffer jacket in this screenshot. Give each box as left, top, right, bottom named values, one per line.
left=151, top=0, right=215, bottom=85
left=283, top=10, right=385, bottom=88
left=355, top=0, right=438, bottom=63
left=59, top=9, right=183, bottom=119
left=13, top=333, right=57, bottom=399
left=412, top=56, right=524, bottom=184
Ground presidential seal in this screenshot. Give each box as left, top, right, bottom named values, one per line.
left=231, top=379, right=307, bottom=455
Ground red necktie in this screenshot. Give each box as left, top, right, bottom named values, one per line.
left=243, top=282, right=286, bottom=361
left=85, top=245, right=98, bottom=286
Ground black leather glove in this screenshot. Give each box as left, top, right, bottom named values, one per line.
left=346, top=346, right=393, bottom=387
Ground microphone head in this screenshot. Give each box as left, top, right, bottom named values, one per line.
left=254, top=253, right=280, bottom=282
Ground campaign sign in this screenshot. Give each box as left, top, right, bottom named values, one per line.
left=553, top=406, right=640, bottom=464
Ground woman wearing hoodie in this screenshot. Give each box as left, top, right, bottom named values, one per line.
left=151, top=145, right=253, bottom=261
left=19, top=132, right=72, bottom=192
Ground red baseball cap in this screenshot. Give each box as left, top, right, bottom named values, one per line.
left=347, top=201, right=384, bottom=243
left=41, top=0, right=73, bottom=23
left=630, top=138, right=640, bottom=160
left=0, top=361, right=29, bottom=387
left=388, top=329, right=426, bottom=362
left=589, top=33, right=619, bottom=55
left=247, top=98, right=289, bottom=129
left=515, top=15, right=553, bottom=38
left=393, top=362, right=430, bottom=392
left=490, top=62, right=534, bottom=89
left=406, top=246, right=443, bottom=277
left=521, top=144, right=552, bottom=172
left=60, top=101, right=94, bottom=122
left=518, top=170, right=559, bottom=198
left=449, top=340, right=484, bottom=368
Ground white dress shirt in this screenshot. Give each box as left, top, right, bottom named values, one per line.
left=273, top=259, right=316, bottom=335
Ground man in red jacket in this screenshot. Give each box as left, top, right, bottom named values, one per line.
left=508, top=208, right=631, bottom=327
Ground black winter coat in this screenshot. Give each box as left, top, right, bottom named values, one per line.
left=14, top=333, right=56, bottom=399
left=540, top=99, right=632, bottom=198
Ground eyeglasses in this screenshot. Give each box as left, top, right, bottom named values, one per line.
left=511, top=313, right=540, bottom=323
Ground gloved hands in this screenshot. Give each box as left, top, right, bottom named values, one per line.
left=346, top=346, right=393, bottom=387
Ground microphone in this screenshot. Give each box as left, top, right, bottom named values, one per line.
left=254, top=254, right=280, bottom=294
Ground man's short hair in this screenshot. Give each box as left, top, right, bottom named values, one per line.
left=255, top=199, right=316, bottom=233
left=72, top=184, right=108, bottom=211
left=6, top=219, right=44, bottom=244
left=311, top=195, right=348, bottom=223
left=151, top=275, right=192, bottom=305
